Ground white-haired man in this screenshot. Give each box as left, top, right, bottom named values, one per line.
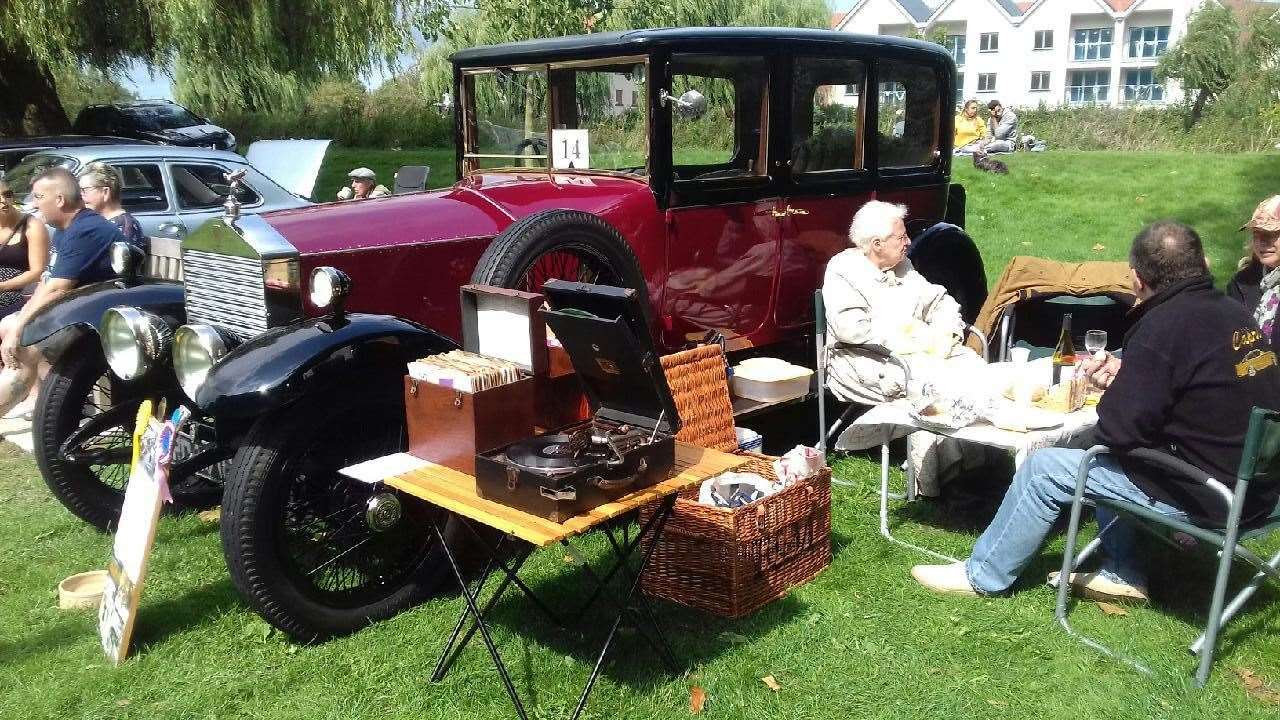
left=822, top=200, right=986, bottom=493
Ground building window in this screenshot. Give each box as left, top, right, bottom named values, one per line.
left=979, top=32, right=999, bottom=52
left=1067, top=69, right=1110, bottom=104
left=944, top=34, right=967, bottom=66
left=955, top=72, right=964, bottom=105
left=1034, top=30, right=1053, bottom=50
left=1030, top=71, right=1050, bottom=91
left=977, top=73, right=996, bottom=93
left=1072, top=28, right=1113, bottom=61
left=615, top=89, right=624, bottom=106
left=1123, top=68, right=1164, bottom=102
left=630, top=90, right=638, bottom=107
left=1128, top=25, right=1170, bottom=58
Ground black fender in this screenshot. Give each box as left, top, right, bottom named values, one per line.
left=20, top=280, right=185, bottom=347
left=194, top=313, right=458, bottom=419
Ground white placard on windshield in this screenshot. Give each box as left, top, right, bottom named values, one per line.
left=551, top=129, right=590, bottom=170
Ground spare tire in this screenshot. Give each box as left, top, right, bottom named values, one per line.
left=470, top=209, right=646, bottom=296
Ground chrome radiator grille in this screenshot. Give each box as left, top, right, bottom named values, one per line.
left=183, top=250, right=268, bottom=339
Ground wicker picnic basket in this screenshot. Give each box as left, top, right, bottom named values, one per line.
left=639, top=346, right=832, bottom=618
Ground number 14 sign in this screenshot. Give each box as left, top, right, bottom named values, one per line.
left=551, top=129, right=590, bottom=170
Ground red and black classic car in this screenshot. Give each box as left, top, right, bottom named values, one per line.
left=22, top=27, right=962, bottom=641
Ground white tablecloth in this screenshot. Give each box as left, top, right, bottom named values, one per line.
left=838, top=400, right=1099, bottom=467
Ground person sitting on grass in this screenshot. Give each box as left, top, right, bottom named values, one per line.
left=953, top=99, right=986, bottom=154
left=912, top=220, right=1280, bottom=602
left=978, top=100, right=1018, bottom=154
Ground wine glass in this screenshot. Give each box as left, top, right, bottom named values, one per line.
left=1084, top=329, right=1108, bottom=355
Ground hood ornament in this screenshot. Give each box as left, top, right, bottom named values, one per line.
left=223, top=169, right=247, bottom=222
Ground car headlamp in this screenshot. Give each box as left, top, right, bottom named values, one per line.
left=109, top=241, right=143, bottom=280
left=173, top=324, right=231, bottom=401
left=309, top=266, right=352, bottom=312
left=101, top=307, right=173, bottom=381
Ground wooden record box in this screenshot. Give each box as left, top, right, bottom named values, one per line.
left=404, top=285, right=542, bottom=475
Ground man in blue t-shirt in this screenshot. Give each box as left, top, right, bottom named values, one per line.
left=0, top=167, right=124, bottom=414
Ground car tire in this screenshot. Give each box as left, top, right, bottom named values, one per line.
left=220, top=386, right=457, bottom=643
left=35, top=334, right=221, bottom=531
left=471, top=209, right=646, bottom=295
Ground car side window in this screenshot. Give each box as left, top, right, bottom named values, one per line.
left=669, top=54, right=768, bottom=183
left=171, top=164, right=260, bottom=210
left=876, top=60, right=941, bottom=170
left=114, top=164, right=168, bottom=213
left=791, top=56, right=866, bottom=178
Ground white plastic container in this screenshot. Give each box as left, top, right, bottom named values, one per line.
left=730, top=357, right=814, bottom=403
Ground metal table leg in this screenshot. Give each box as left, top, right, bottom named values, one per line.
left=429, top=517, right=530, bottom=720
left=879, top=442, right=958, bottom=563
left=569, top=495, right=680, bottom=720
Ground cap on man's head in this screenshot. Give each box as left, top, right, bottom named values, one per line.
left=1241, top=195, right=1280, bottom=233
left=348, top=167, right=377, bottom=180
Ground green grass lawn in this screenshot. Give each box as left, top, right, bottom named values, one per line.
left=4, top=151, right=1280, bottom=719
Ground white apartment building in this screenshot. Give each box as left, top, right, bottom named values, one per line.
left=834, top=0, right=1237, bottom=108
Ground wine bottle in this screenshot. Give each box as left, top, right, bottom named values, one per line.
left=1052, top=313, right=1076, bottom=385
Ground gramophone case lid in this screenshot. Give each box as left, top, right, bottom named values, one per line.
left=541, top=280, right=680, bottom=435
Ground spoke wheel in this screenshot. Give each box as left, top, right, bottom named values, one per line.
left=35, top=337, right=222, bottom=531
left=518, top=245, right=622, bottom=293
left=221, top=389, right=453, bottom=642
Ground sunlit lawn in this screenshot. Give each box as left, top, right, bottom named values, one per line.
left=3, top=151, right=1280, bottom=719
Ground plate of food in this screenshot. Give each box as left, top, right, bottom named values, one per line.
left=909, top=395, right=980, bottom=432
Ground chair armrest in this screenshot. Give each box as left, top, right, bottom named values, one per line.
left=965, top=324, right=989, bottom=363
left=844, top=342, right=912, bottom=388
left=1097, top=446, right=1234, bottom=509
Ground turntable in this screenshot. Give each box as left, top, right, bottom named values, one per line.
left=474, top=280, right=680, bottom=522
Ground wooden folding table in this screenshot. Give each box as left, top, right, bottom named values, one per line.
left=383, top=442, right=745, bottom=720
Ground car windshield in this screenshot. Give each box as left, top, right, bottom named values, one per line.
left=463, top=59, right=647, bottom=176
left=121, top=104, right=203, bottom=131
left=5, top=153, right=79, bottom=201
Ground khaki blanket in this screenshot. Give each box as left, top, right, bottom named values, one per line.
left=968, top=256, right=1134, bottom=352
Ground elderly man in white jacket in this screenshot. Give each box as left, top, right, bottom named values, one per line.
left=823, top=200, right=987, bottom=494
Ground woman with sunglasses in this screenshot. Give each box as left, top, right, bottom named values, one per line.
left=77, top=162, right=146, bottom=251
left=0, top=178, right=50, bottom=321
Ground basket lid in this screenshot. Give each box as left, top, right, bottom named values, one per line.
left=541, top=280, right=680, bottom=434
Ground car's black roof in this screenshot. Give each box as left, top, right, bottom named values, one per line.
left=451, top=27, right=950, bottom=66
left=0, top=135, right=154, bottom=150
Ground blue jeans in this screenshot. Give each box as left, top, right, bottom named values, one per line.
left=965, top=447, right=1189, bottom=595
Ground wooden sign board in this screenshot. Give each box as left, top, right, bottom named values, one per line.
left=98, top=401, right=187, bottom=666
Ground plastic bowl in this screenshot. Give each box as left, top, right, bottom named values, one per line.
left=58, top=570, right=108, bottom=610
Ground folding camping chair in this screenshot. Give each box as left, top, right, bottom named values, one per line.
left=1056, top=407, right=1280, bottom=687
left=393, top=165, right=430, bottom=194
left=814, top=289, right=987, bottom=562
left=995, top=293, right=1131, bottom=361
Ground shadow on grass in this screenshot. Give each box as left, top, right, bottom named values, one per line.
left=130, top=579, right=241, bottom=651
left=440, top=545, right=806, bottom=694
left=0, top=614, right=95, bottom=666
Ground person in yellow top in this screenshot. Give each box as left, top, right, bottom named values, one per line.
left=953, top=99, right=986, bottom=153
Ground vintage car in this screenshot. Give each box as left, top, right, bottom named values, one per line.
left=5, top=141, right=325, bottom=240
left=23, top=28, right=961, bottom=642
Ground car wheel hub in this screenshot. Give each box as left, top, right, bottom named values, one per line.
left=364, top=492, right=403, bottom=533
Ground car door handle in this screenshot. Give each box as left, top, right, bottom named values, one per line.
left=156, top=222, right=186, bottom=238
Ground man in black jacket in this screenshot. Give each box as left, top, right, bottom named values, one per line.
left=912, top=221, right=1280, bottom=601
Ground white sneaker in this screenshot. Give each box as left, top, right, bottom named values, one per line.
left=1047, top=571, right=1148, bottom=604
left=911, top=561, right=978, bottom=597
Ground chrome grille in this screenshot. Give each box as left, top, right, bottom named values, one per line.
left=183, top=250, right=268, bottom=339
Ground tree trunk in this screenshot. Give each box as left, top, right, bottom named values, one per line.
left=1187, top=89, right=1210, bottom=130
left=0, top=39, right=70, bottom=136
